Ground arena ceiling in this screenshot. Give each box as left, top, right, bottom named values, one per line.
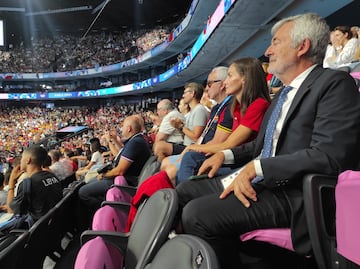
left=0, top=0, right=193, bottom=40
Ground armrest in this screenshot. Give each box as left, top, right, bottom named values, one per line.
left=111, top=184, right=137, bottom=196
left=80, top=230, right=130, bottom=253
left=9, top=229, right=28, bottom=236
left=101, top=201, right=130, bottom=214
left=303, top=173, right=337, bottom=269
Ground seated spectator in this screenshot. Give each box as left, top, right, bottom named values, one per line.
left=126, top=59, right=271, bottom=226
left=177, top=58, right=271, bottom=182
left=352, top=26, right=360, bottom=62
left=153, top=99, right=185, bottom=159
left=126, top=65, right=234, bottom=227
left=177, top=98, right=190, bottom=119
left=147, top=111, right=162, bottom=142
left=323, top=30, right=340, bottom=68
left=2, top=157, right=29, bottom=203
left=154, top=82, right=208, bottom=161
left=48, top=149, right=74, bottom=182
left=323, top=25, right=358, bottom=68
left=75, top=137, right=104, bottom=182
left=200, top=90, right=216, bottom=112
left=63, top=149, right=78, bottom=172
left=78, top=115, right=151, bottom=214
left=2, top=146, right=62, bottom=226
left=175, top=13, right=360, bottom=268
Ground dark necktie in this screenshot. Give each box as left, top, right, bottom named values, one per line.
left=252, top=85, right=293, bottom=183
left=261, top=85, right=293, bottom=158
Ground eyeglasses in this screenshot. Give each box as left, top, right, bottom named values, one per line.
left=206, top=80, right=221, bottom=87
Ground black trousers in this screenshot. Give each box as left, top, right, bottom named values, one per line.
left=176, top=177, right=292, bottom=268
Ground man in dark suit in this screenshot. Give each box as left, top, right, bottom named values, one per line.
left=176, top=13, right=360, bottom=268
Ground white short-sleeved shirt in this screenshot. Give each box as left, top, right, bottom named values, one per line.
left=89, top=151, right=104, bottom=171
left=158, top=109, right=185, bottom=144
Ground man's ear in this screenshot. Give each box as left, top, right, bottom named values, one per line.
left=26, top=156, right=32, bottom=165
left=297, top=38, right=311, bottom=57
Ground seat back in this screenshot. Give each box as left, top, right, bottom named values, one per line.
left=303, top=174, right=337, bottom=269
left=144, top=234, right=219, bottom=269
left=125, top=188, right=178, bottom=269
left=351, top=63, right=360, bottom=73
left=74, top=236, right=124, bottom=269
left=137, top=155, right=160, bottom=186
left=92, top=205, right=128, bottom=233
left=336, top=170, right=360, bottom=267
left=0, top=231, right=30, bottom=269
left=106, top=185, right=132, bottom=203
left=18, top=206, right=58, bottom=268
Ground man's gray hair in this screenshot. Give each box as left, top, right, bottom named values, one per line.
left=212, top=66, right=228, bottom=81
left=159, top=99, right=175, bottom=110
left=272, top=13, right=330, bottom=65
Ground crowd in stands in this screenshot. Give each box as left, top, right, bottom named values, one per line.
left=1, top=13, right=360, bottom=269
left=0, top=25, right=174, bottom=73
left=0, top=103, right=152, bottom=158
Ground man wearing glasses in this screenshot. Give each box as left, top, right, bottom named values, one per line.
left=154, top=82, right=208, bottom=161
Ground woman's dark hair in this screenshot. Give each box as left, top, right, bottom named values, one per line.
left=89, top=137, right=101, bottom=153
left=64, top=149, right=75, bottom=158
left=334, top=25, right=353, bottom=39
left=230, top=57, right=271, bottom=115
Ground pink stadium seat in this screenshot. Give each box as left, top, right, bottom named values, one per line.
left=106, top=186, right=132, bottom=203
left=74, top=236, right=123, bottom=269
left=351, top=72, right=360, bottom=80
left=76, top=189, right=178, bottom=269
left=240, top=228, right=294, bottom=251
left=114, top=175, right=127, bottom=186
left=336, top=170, right=360, bottom=266
left=92, top=205, right=127, bottom=233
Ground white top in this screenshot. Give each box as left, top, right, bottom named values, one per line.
left=89, top=151, right=104, bottom=171
left=324, top=38, right=359, bottom=68
left=158, top=109, right=185, bottom=144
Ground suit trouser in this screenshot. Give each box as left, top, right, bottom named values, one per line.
left=176, top=177, right=292, bottom=268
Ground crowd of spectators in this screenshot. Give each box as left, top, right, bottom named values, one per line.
left=0, top=103, right=156, bottom=159
left=0, top=25, right=174, bottom=74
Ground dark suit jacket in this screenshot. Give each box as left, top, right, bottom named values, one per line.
left=231, top=66, right=360, bottom=254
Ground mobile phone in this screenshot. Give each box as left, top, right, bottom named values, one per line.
left=188, top=174, right=209, bottom=181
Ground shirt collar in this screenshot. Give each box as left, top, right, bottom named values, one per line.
left=288, top=64, right=317, bottom=90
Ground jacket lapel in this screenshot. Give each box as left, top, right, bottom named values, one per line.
left=275, top=66, right=325, bottom=153
left=282, top=66, right=324, bottom=125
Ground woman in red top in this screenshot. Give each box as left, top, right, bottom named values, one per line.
left=185, top=57, right=270, bottom=155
